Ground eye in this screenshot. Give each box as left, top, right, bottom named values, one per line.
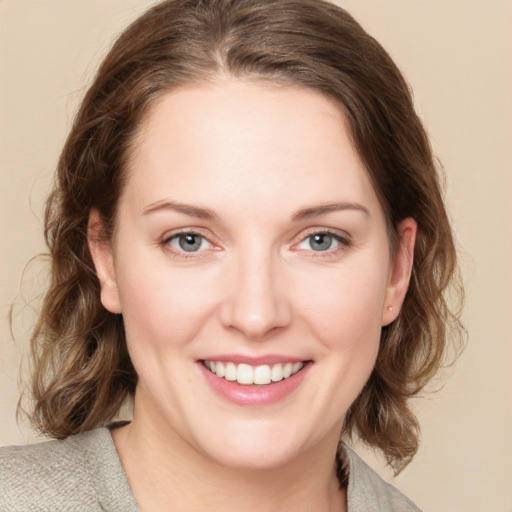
left=167, top=233, right=209, bottom=253
left=308, top=233, right=336, bottom=251
left=296, top=231, right=348, bottom=252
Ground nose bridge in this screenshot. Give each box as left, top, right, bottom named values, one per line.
left=220, top=239, right=291, bottom=339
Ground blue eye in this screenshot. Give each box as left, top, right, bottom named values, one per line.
left=169, top=233, right=208, bottom=252
left=308, top=233, right=335, bottom=251
left=297, top=232, right=345, bottom=252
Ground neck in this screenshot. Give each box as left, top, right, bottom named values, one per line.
left=112, top=407, right=346, bottom=512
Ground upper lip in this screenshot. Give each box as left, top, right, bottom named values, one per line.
left=199, top=354, right=310, bottom=365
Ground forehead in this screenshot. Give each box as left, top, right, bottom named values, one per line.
left=122, top=79, right=382, bottom=221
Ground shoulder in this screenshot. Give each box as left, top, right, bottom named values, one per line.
left=0, top=428, right=138, bottom=512
left=341, top=444, right=422, bottom=512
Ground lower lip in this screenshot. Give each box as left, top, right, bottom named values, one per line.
left=198, top=362, right=311, bottom=406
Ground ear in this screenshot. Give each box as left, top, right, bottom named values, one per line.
left=381, top=217, right=417, bottom=326
left=87, top=209, right=122, bottom=314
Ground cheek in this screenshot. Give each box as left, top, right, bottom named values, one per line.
left=294, top=261, right=389, bottom=343
left=116, top=261, right=218, bottom=352
left=292, top=263, right=388, bottom=415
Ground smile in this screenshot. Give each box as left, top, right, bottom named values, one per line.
left=202, top=360, right=305, bottom=386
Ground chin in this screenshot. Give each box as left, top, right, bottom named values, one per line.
left=191, top=419, right=319, bottom=472
left=207, top=444, right=297, bottom=472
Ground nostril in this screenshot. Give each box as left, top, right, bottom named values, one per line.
left=219, top=292, right=292, bottom=340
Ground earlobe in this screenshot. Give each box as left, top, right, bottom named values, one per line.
left=381, top=217, right=417, bottom=326
left=87, top=209, right=122, bottom=314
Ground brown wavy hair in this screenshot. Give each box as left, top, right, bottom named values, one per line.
left=27, top=0, right=464, bottom=473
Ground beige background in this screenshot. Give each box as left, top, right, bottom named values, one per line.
left=1, top=1, right=511, bottom=511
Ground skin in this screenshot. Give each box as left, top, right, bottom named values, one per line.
left=89, top=79, right=416, bottom=512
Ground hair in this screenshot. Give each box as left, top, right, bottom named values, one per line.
left=27, top=0, right=463, bottom=474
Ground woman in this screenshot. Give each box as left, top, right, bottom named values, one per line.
left=0, top=0, right=463, bottom=510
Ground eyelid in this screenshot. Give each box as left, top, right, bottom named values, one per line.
left=291, top=227, right=352, bottom=254
left=160, top=228, right=220, bottom=257
left=162, top=227, right=206, bottom=243
left=159, top=226, right=351, bottom=258
left=168, top=233, right=209, bottom=252
left=297, top=227, right=351, bottom=244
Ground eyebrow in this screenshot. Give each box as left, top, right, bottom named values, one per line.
left=292, top=202, right=370, bottom=221
left=143, top=200, right=217, bottom=219
left=143, top=199, right=369, bottom=221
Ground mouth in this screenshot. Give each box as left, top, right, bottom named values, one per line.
left=201, top=360, right=308, bottom=386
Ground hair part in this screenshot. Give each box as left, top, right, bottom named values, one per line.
left=27, top=0, right=464, bottom=474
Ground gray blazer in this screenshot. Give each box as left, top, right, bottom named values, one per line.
left=0, top=428, right=421, bottom=511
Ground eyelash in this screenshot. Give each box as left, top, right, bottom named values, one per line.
left=160, top=228, right=351, bottom=259
left=294, top=229, right=351, bottom=257
left=160, top=230, right=214, bottom=259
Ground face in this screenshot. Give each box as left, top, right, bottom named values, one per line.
left=90, top=79, right=415, bottom=470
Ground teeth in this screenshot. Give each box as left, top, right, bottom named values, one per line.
left=225, top=362, right=237, bottom=381
left=254, top=365, right=271, bottom=385
left=271, top=364, right=283, bottom=382
left=237, top=364, right=253, bottom=385
left=204, top=360, right=305, bottom=386
left=292, top=362, right=303, bottom=374
left=215, top=361, right=225, bottom=378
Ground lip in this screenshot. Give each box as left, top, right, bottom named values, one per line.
left=200, top=354, right=307, bottom=365
left=197, top=358, right=312, bottom=406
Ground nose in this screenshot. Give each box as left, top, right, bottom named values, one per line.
left=219, top=246, right=292, bottom=341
